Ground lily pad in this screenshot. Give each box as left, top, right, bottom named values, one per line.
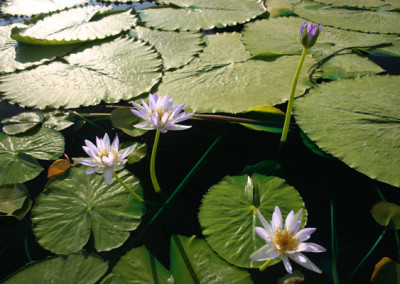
left=294, top=75, right=400, bottom=187
left=0, top=36, right=162, bottom=109
left=31, top=166, right=145, bottom=254
left=371, top=257, right=400, bottom=284
left=264, top=0, right=300, bottom=18
left=0, top=24, right=77, bottom=74
left=11, top=6, right=137, bottom=45
left=170, top=234, right=253, bottom=283
left=372, top=201, right=400, bottom=229
left=42, top=110, right=75, bottom=131
left=111, top=108, right=148, bottom=137
left=0, top=183, right=32, bottom=220
left=314, top=0, right=387, bottom=8
left=130, top=26, right=203, bottom=70
left=138, top=0, right=265, bottom=31
left=1, top=253, right=108, bottom=283
left=1, top=0, right=90, bottom=16
left=2, top=111, right=44, bottom=135
left=198, top=174, right=306, bottom=268
left=293, top=1, right=400, bottom=34
left=112, top=246, right=174, bottom=283
left=156, top=32, right=315, bottom=113
left=0, top=127, right=65, bottom=184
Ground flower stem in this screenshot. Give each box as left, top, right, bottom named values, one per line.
left=259, top=259, right=274, bottom=272
left=150, top=129, right=161, bottom=193
left=280, top=47, right=308, bottom=143
left=113, top=171, right=144, bottom=203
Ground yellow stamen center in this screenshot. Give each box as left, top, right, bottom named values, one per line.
left=272, top=229, right=299, bottom=253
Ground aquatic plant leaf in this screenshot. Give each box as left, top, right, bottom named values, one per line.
left=156, top=33, right=315, bottom=113
left=47, top=158, right=72, bottom=179
left=293, top=2, right=400, bottom=34
left=198, top=174, right=306, bottom=268
left=11, top=6, right=137, bottom=45
left=170, top=234, right=253, bottom=283
left=371, top=257, right=400, bottom=284
left=294, top=75, right=400, bottom=187
left=42, top=110, right=74, bottom=131
left=372, top=201, right=400, bottom=229
left=138, top=0, right=265, bottom=31
left=0, top=24, right=77, bottom=74
left=237, top=106, right=285, bottom=133
left=112, top=246, right=174, bottom=284
left=2, top=111, right=44, bottom=135
left=99, top=274, right=126, bottom=284
left=31, top=166, right=145, bottom=254
left=0, top=183, right=28, bottom=214
left=264, top=0, right=300, bottom=18
left=1, top=253, right=108, bottom=283
left=0, top=0, right=90, bottom=16
left=129, top=26, right=203, bottom=70
left=315, top=0, right=387, bottom=8
left=111, top=108, right=148, bottom=137
left=0, top=37, right=162, bottom=109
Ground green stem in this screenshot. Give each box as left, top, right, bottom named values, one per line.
left=113, top=171, right=144, bottom=203
left=347, top=227, right=387, bottom=283
left=71, top=111, right=107, bottom=132
left=280, top=47, right=308, bottom=143
left=24, top=230, right=32, bottom=262
left=259, top=259, right=274, bottom=271
left=150, top=130, right=161, bottom=193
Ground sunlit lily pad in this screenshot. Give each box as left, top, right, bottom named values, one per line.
left=293, top=1, right=400, bottom=34
left=156, top=32, right=315, bottom=113
left=264, top=0, right=299, bottom=17
left=0, top=37, right=162, bottom=109
left=0, top=183, right=32, bottom=220
left=372, top=201, right=400, bottom=229
left=198, top=174, right=306, bottom=268
left=294, top=75, right=400, bottom=187
left=2, top=112, right=44, bottom=135
left=1, top=253, right=108, bottom=283
left=112, top=246, right=174, bottom=283
left=0, top=127, right=65, bottom=184
left=1, top=0, right=90, bottom=16
left=11, top=6, right=137, bottom=45
left=138, top=0, right=265, bottom=31
left=170, top=235, right=252, bottom=283
left=32, top=166, right=145, bottom=254
left=42, top=110, right=75, bottom=131
left=130, top=26, right=203, bottom=70
left=0, top=24, right=77, bottom=74
left=315, top=0, right=387, bottom=8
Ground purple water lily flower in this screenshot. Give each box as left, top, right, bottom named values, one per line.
left=300, top=22, right=322, bottom=49
left=250, top=206, right=326, bottom=274
left=74, top=133, right=136, bottom=185
left=130, top=93, right=194, bottom=134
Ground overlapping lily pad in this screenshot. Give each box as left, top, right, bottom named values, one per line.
left=138, top=0, right=265, bottom=31
left=170, top=235, right=253, bottom=283
left=0, top=127, right=65, bottom=184
left=32, top=166, right=145, bottom=254
left=2, top=112, right=44, bottom=135
left=0, top=36, right=162, bottom=109
left=293, top=1, right=400, bottom=34
left=0, top=183, right=32, bottom=220
left=198, top=174, right=306, bottom=268
left=1, top=0, right=90, bottom=16
left=1, top=253, right=108, bottom=283
left=314, top=0, right=387, bottom=8
left=294, top=75, right=400, bottom=187
left=156, top=32, right=315, bottom=113
left=11, top=6, right=137, bottom=45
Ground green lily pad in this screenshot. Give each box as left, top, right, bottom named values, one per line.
left=130, top=26, right=203, bottom=70
left=42, top=110, right=75, bottom=131
left=111, top=108, right=148, bottom=137
left=372, top=201, right=400, bottom=229
left=264, top=0, right=300, bottom=18
left=294, top=75, right=400, bottom=187
left=138, top=0, right=265, bottom=31
left=112, top=246, right=174, bottom=283
left=371, top=257, right=400, bottom=284
left=100, top=274, right=126, bottom=284
left=1, top=253, right=108, bottom=283
left=0, top=127, right=65, bottom=184
left=2, top=112, right=44, bottom=135
left=0, top=183, right=32, bottom=220
left=293, top=1, right=400, bottom=34
left=170, top=234, right=253, bottom=283
left=156, top=32, right=315, bottom=113
left=31, top=166, right=145, bottom=254
left=0, top=23, right=77, bottom=74
left=315, top=0, right=387, bottom=8
left=0, top=36, right=162, bottom=109
left=11, top=6, right=137, bottom=45
left=0, top=0, right=90, bottom=16
left=198, top=174, right=306, bottom=268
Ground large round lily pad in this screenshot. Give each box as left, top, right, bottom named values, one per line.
left=32, top=166, right=145, bottom=254
left=198, top=174, right=306, bottom=268
left=0, top=0, right=90, bottom=16
left=294, top=75, right=400, bottom=187
left=1, top=253, right=108, bottom=283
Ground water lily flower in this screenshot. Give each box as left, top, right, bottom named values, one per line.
left=74, top=133, right=136, bottom=185
left=300, top=22, right=321, bottom=49
left=130, top=93, right=194, bottom=133
left=250, top=206, right=326, bottom=274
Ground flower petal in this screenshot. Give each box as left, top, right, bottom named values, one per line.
left=103, top=167, right=114, bottom=185
left=295, top=227, right=317, bottom=243
left=249, top=244, right=276, bottom=261
left=254, top=227, right=272, bottom=245
left=86, top=168, right=99, bottom=174
left=271, top=206, right=283, bottom=231
left=290, top=253, right=322, bottom=273
left=256, top=210, right=273, bottom=236
left=297, top=242, right=326, bottom=253
left=284, top=210, right=295, bottom=233
left=280, top=255, right=293, bottom=274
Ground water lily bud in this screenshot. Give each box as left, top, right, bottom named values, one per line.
left=300, top=22, right=321, bottom=49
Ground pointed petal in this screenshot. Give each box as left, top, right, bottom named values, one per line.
left=285, top=210, right=295, bottom=233
left=250, top=244, right=275, bottom=261
left=280, top=255, right=293, bottom=274
left=165, top=124, right=191, bottom=131
left=86, top=168, right=99, bottom=174
left=256, top=210, right=273, bottom=236
left=119, top=145, right=136, bottom=160
left=295, top=228, right=316, bottom=243
left=254, top=227, right=271, bottom=243
left=290, top=253, right=322, bottom=273
left=111, top=135, right=119, bottom=151
left=74, top=158, right=97, bottom=167
left=103, top=167, right=114, bottom=185
left=272, top=206, right=283, bottom=231
left=297, top=242, right=326, bottom=253
left=134, top=121, right=156, bottom=130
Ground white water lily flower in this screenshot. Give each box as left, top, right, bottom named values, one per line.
left=74, top=133, right=136, bottom=185
left=130, top=93, right=194, bottom=133
left=250, top=206, right=326, bottom=274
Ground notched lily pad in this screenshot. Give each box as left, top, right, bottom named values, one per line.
left=0, top=183, right=32, bottom=220
left=2, top=112, right=44, bottom=135
left=372, top=201, right=400, bottom=230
